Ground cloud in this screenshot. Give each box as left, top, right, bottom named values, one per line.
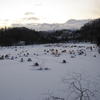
left=11, top=24, right=23, bottom=27
left=11, top=19, right=91, bottom=31
left=65, top=19, right=91, bottom=29
left=34, top=4, right=42, bottom=6
left=24, top=12, right=35, bottom=15
left=67, top=19, right=92, bottom=25
left=5, top=19, right=9, bottom=21
left=21, top=17, right=39, bottom=21
left=0, top=19, right=9, bottom=22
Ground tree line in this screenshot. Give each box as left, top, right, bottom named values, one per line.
left=0, top=18, right=100, bottom=46
left=0, top=27, right=67, bottom=46
left=0, top=27, right=40, bottom=46
left=77, top=18, right=100, bottom=46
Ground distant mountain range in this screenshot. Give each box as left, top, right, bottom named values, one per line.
left=11, top=19, right=92, bottom=31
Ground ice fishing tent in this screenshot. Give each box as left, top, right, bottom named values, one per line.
left=34, top=62, right=39, bottom=66
left=27, top=58, right=32, bottom=61
left=62, top=60, right=66, bottom=63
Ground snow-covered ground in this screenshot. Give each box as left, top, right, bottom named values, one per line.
left=0, top=43, right=100, bottom=100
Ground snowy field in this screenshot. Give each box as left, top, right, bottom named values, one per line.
left=0, top=43, right=100, bottom=100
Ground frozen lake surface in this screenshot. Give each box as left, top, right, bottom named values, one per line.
left=0, top=43, right=100, bottom=100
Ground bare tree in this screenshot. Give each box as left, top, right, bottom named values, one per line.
left=43, top=91, right=64, bottom=100
left=43, top=70, right=100, bottom=100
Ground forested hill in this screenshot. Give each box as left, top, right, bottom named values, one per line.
left=75, top=18, right=100, bottom=46
left=0, top=18, right=100, bottom=46
left=0, top=27, right=40, bottom=46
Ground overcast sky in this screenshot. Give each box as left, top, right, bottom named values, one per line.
left=0, top=0, right=100, bottom=31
